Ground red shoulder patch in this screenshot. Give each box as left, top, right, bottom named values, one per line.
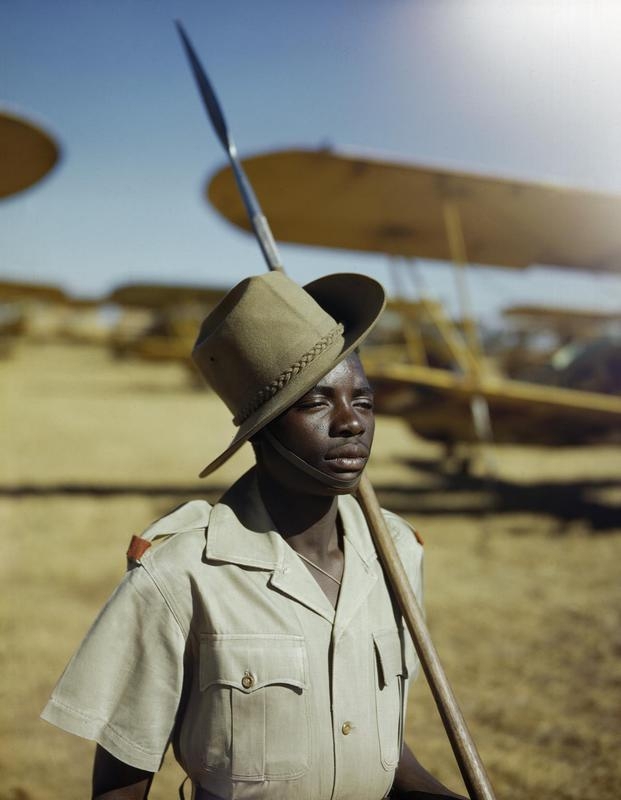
left=126, top=534, right=152, bottom=562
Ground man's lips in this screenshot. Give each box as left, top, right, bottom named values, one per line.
left=324, top=445, right=369, bottom=473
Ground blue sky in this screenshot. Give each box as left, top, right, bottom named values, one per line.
left=2, top=0, right=621, bottom=323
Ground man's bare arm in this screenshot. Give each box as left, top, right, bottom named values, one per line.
left=92, top=745, right=154, bottom=800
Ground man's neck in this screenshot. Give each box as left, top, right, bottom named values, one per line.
left=256, top=470, right=340, bottom=559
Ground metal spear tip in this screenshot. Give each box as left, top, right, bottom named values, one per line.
left=174, top=19, right=232, bottom=155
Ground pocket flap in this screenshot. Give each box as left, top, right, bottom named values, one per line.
left=373, top=629, right=407, bottom=688
left=200, top=633, right=307, bottom=693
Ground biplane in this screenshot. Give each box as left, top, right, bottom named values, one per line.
left=0, top=278, right=228, bottom=366
left=0, top=279, right=111, bottom=344
left=207, top=147, right=621, bottom=448
left=497, top=304, right=620, bottom=394
left=105, top=283, right=227, bottom=373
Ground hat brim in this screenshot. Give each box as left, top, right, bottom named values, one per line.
left=198, top=273, right=386, bottom=478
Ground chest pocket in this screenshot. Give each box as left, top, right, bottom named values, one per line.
left=373, top=629, right=408, bottom=770
left=199, top=633, right=310, bottom=781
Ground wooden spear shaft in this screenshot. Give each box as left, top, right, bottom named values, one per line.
left=357, top=474, right=495, bottom=800
left=175, top=21, right=497, bottom=800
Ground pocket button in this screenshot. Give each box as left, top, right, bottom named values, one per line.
left=241, top=670, right=255, bottom=689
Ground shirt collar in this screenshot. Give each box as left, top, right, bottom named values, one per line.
left=205, top=468, right=284, bottom=569
left=205, top=467, right=378, bottom=572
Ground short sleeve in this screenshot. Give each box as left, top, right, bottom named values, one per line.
left=41, top=564, right=186, bottom=772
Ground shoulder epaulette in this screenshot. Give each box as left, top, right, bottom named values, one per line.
left=382, top=509, right=424, bottom=546
left=126, top=499, right=212, bottom=567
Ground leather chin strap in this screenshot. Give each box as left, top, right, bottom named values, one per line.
left=262, top=429, right=361, bottom=491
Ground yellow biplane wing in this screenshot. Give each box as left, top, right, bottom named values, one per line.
left=0, top=110, right=60, bottom=199
left=368, top=361, right=620, bottom=445
left=0, top=279, right=67, bottom=304
left=208, top=147, right=621, bottom=273
left=503, top=304, right=619, bottom=335
left=107, top=283, right=227, bottom=309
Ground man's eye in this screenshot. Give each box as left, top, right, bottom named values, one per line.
left=296, top=399, right=326, bottom=410
left=355, top=398, right=374, bottom=410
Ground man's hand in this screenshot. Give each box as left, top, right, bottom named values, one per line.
left=391, top=743, right=468, bottom=799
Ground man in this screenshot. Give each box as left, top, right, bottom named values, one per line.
left=42, top=271, right=465, bottom=799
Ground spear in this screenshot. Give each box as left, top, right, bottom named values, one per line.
left=175, top=21, right=496, bottom=800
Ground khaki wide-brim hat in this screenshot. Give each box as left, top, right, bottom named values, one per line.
left=192, top=271, right=385, bottom=478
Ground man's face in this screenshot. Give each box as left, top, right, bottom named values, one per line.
left=260, top=353, right=375, bottom=493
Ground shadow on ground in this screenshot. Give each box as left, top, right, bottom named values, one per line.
left=2, top=456, right=619, bottom=532
left=375, top=455, right=620, bottom=532
left=0, top=482, right=228, bottom=505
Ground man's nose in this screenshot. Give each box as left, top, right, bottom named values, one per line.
left=331, top=402, right=365, bottom=436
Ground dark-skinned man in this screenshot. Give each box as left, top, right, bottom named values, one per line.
left=42, top=272, right=466, bottom=800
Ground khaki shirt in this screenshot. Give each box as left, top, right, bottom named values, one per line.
left=42, top=468, right=424, bottom=800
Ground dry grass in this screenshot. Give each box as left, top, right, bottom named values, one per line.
left=1, top=342, right=620, bottom=800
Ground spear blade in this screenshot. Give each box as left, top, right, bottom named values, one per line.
left=175, top=20, right=283, bottom=272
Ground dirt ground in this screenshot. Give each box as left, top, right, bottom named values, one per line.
left=1, top=341, right=620, bottom=800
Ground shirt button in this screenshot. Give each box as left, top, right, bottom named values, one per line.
left=341, top=721, right=353, bottom=735
left=241, top=671, right=255, bottom=689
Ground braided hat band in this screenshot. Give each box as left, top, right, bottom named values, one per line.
left=233, top=323, right=344, bottom=426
